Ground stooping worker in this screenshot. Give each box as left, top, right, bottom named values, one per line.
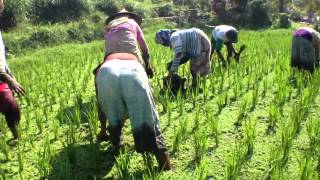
left=291, top=27, right=320, bottom=72
left=0, top=0, right=25, bottom=139
left=94, top=9, right=171, bottom=170
left=210, top=25, right=239, bottom=66
left=155, top=28, right=211, bottom=88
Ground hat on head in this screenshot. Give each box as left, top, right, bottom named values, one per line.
left=105, top=9, right=142, bottom=25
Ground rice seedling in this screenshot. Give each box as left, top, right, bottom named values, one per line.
left=194, top=129, right=209, bottom=161
left=225, top=142, right=246, bottom=180
left=172, top=117, right=189, bottom=153
left=267, top=104, right=280, bottom=133
left=299, top=153, right=317, bottom=180
left=194, top=159, right=208, bottom=180
left=306, top=118, right=320, bottom=153
left=250, top=86, right=259, bottom=111
left=207, top=111, right=219, bottom=147
left=244, top=118, right=256, bottom=155
left=116, top=151, right=131, bottom=179
left=264, top=146, right=283, bottom=180
left=235, top=97, right=248, bottom=126
left=0, top=136, right=9, bottom=161
left=36, top=137, right=52, bottom=178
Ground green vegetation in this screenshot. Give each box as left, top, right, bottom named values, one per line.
left=1, top=23, right=320, bottom=179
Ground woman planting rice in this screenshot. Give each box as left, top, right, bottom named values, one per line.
left=155, top=28, right=211, bottom=88
left=94, top=9, right=171, bottom=170
left=291, top=27, right=320, bottom=72
left=209, top=25, right=240, bottom=67
left=0, top=0, right=25, bottom=139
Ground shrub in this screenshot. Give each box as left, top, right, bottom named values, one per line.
left=29, top=0, right=90, bottom=23
left=277, top=13, right=291, bottom=29
left=22, top=29, right=67, bottom=48
left=95, top=0, right=120, bottom=16
left=155, top=3, right=174, bottom=17
left=0, top=0, right=28, bottom=30
left=247, top=0, right=271, bottom=29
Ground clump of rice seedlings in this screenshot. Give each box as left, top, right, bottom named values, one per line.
left=235, top=97, right=248, bottom=126
left=299, top=153, right=317, bottom=180
left=225, top=142, right=246, bottom=180
left=172, top=118, right=189, bottom=153
left=51, top=119, right=60, bottom=141
left=194, top=159, right=208, bottom=179
left=250, top=86, right=259, bottom=111
left=202, top=78, right=208, bottom=103
left=0, top=167, right=5, bottom=179
left=36, top=137, right=52, bottom=178
left=218, top=72, right=225, bottom=94
left=244, top=118, right=256, bottom=155
left=160, top=90, right=170, bottom=113
left=232, top=82, right=241, bottom=101
left=116, top=151, right=131, bottom=179
left=207, top=111, right=219, bottom=147
left=262, top=79, right=268, bottom=97
left=177, top=90, right=184, bottom=116
left=291, top=106, right=303, bottom=136
left=0, top=136, right=9, bottom=161
left=280, top=127, right=293, bottom=167
left=194, top=107, right=201, bottom=131
left=246, top=73, right=252, bottom=91
left=267, top=104, right=280, bottom=133
left=264, top=146, right=283, bottom=179
left=306, top=118, right=320, bottom=153
left=194, top=129, right=209, bottom=161
left=216, top=92, right=228, bottom=116
left=35, top=116, right=43, bottom=134
left=17, top=143, right=24, bottom=176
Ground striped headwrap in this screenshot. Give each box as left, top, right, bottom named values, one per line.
left=155, top=29, right=175, bottom=47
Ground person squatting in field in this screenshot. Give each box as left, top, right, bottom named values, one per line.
left=155, top=28, right=211, bottom=88
left=210, top=25, right=239, bottom=67
left=291, top=27, right=320, bottom=72
left=94, top=9, right=171, bottom=170
left=0, top=0, right=25, bottom=139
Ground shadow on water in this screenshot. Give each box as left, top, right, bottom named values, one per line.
left=48, top=142, right=116, bottom=180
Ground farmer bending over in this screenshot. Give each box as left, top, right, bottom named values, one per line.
left=210, top=25, right=239, bottom=66
left=155, top=28, right=211, bottom=88
left=291, top=27, right=320, bottom=72
left=0, top=0, right=25, bottom=139
left=94, top=9, right=171, bottom=170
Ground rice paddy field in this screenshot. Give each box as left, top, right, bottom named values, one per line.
left=1, top=26, right=320, bottom=179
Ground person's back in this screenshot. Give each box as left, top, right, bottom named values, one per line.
left=104, top=18, right=143, bottom=63
left=291, top=27, right=320, bottom=72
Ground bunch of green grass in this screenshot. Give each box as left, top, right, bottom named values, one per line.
left=194, top=159, right=208, bottom=180
left=299, top=153, right=317, bottom=180
left=207, top=111, right=219, bottom=147
left=194, top=129, right=209, bottom=161
left=250, top=85, right=259, bottom=111
left=116, top=151, right=132, bottom=179
left=225, top=142, right=246, bottom=180
left=306, top=118, right=320, bottom=154
left=0, top=136, right=9, bottom=161
left=244, top=118, right=256, bottom=155
left=172, top=117, right=189, bottom=153
left=267, top=104, right=281, bottom=133
left=235, top=97, right=248, bottom=126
